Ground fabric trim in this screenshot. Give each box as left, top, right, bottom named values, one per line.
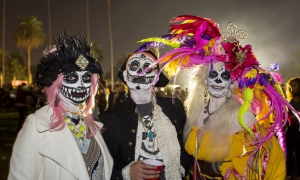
left=152, top=98, right=182, bottom=179
left=122, top=161, right=134, bottom=180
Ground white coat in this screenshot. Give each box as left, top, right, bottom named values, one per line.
left=8, top=105, right=113, bottom=180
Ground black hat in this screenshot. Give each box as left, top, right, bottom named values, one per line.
left=34, top=31, right=103, bottom=90
left=117, top=50, right=169, bottom=87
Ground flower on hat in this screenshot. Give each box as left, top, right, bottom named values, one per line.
left=222, top=42, right=259, bottom=81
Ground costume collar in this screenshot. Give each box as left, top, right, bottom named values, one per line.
left=152, top=97, right=182, bottom=179
left=35, top=105, right=54, bottom=132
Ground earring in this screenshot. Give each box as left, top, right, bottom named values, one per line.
left=204, top=88, right=209, bottom=103
left=54, top=94, right=60, bottom=107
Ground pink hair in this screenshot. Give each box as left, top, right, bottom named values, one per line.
left=45, top=74, right=64, bottom=130
left=45, top=73, right=100, bottom=138
left=85, top=74, right=100, bottom=138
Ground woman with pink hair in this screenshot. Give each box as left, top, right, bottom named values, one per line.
left=8, top=31, right=113, bottom=180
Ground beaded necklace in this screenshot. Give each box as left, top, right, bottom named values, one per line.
left=64, top=105, right=87, bottom=144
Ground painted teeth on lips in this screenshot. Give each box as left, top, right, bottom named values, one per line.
left=212, top=85, right=224, bottom=89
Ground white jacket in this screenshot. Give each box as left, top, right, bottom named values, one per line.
left=8, top=105, right=113, bottom=180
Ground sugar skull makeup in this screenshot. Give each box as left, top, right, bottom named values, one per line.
left=125, top=52, right=158, bottom=90
left=206, top=64, right=231, bottom=98
left=60, top=71, right=91, bottom=104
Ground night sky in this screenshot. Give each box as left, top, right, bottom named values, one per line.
left=1, top=0, right=300, bottom=77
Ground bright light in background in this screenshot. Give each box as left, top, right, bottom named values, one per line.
left=165, top=69, right=190, bottom=89
left=219, top=22, right=287, bottom=71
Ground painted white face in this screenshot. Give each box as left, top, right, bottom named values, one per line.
left=206, top=64, right=231, bottom=98
left=60, top=71, right=92, bottom=104
left=124, top=52, right=158, bottom=90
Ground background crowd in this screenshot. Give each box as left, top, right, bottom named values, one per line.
left=0, top=80, right=189, bottom=117
left=1, top=75, right=300, bottom=178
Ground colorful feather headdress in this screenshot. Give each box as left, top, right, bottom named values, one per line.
left=138, top=14, right=299, bottom=129
left=138, top=15, right=300, bottom=174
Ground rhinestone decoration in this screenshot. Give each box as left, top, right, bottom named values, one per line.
left=75, top=54, right=89, bottom=70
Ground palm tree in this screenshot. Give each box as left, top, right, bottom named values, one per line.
left=5, top=50, right=27, bottom=83
left=104, top=52, right=130, bottom=84
left=47, top=0, right=52, bottom=45
left=86, top=0, right=90, bottom=42
left=91, top=42, right=104, bottom=62
left=1, top=0, right=6, bottom=87
left=107, top=0, right=114, bottom=88
left=13, top=16, right=45, bottom=84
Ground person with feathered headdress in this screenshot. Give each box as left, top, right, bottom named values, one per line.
left=8, top=31, right=113, bottom=180
left=138, top=15, right=300, bottom=179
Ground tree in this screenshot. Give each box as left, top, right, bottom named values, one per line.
left=107, top=0, right=114, bottom=87
left=0, top=48, right=4, bottom=85
left=2, top=0, right=6, bottom=87
left=104, top=52, right=131, bottom=84
left=13, top=16, right=45, bottom=84
left=6, top=50, right=26, bottom=83
left=91, top=42, right=104, bottom=62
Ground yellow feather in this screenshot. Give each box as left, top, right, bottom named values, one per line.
left=164, top=55, right=190, bottom=77
left=137, top=37, right=180, bottom=48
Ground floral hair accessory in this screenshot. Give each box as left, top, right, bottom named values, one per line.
left=220, top=22, right=259, bottom=81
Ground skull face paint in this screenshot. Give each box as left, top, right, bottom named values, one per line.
left=125, top=52, right=158, bottom=90
left=60, top=71, right=92, bottom=104
left=206, top=64, right=231, bottom=98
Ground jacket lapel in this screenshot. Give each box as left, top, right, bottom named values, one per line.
left=94, top=121, right=113, bottom=180
left=37, top=106, right=90, bottom=180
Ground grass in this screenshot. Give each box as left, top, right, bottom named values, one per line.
left=0, top=107, right=36, bottom=180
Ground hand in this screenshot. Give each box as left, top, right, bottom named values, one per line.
left=129, top=161, right=160, bottom=180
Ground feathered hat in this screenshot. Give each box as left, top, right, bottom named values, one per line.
left=139, top=15, right=298, bottom=123
left=34, top=31, right=103, bottom=91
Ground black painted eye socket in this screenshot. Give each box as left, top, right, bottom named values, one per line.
left=221, top=71, right=230, bottom=80
left=82, top=72, right=92, bottom=83
left=64, top=72, right=78, bottom=84
left=143, top=63, right=152, bottom=73
left=208, top=71, right=218, bottom=78
left=130, top=61, right=140, bottom=71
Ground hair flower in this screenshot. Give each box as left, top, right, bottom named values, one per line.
left=222, top=43, right=259, bottom=81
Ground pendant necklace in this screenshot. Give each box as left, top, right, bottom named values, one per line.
left=203, top=96, right=230, bottom=124
left=136, top=102, right=156, bottom=141
left=138, top=114, right=156, bottom=141
left=139, top=114, right=160, bottom=158
left=203, top=100, right=214, bottom=124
